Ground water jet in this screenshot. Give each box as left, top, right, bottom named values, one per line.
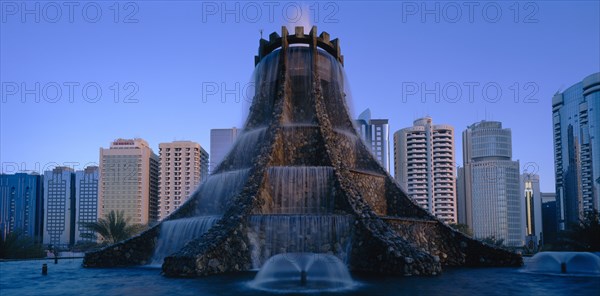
left=249, top=253, right=356, bottom=293
left=525, top=252, right=600, bottom=276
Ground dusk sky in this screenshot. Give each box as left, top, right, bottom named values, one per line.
left=2, top=1, right=599, bottom=192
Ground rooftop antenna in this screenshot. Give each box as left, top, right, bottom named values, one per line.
left=259, top=29, right=263, bottom=39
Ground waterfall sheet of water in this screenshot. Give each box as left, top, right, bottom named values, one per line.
left=248, top=252, right=356, bottom=293
left=215, top=127, right=267, bottom=171
left=242, top=49, right=281, bottom=127
left=281, top=123, right=319, bottom=128
left=283, top=48, right=317, bottom=125
left=247, top=215, right=354, bottom=269
left=266, top=166, right=335, bottom=214
left=150, top=216, right=221, bottom=265
left=195, top=168, right=251, bottom=214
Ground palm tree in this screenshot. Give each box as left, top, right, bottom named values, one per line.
left=84, top=210, right=145, bottom=244
left=0, top=229, right=45, bottom=259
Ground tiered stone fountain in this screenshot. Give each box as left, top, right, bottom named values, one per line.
left=83, top=26, right=522, bottom=278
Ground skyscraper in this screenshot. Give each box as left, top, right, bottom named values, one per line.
left=99, top=138, right=159, bottom=226
left=0, top=172, right=43, bottom=242
left=541, top=192, right=557, bottom=244
left=210, top=128, right=239, bottom=172
left=355, top=109, right=390, bottom=172
left=75, top=166, right=99, bottom=243
left=552, top=72, right=600, bottom=230
left=394, top=117, right=457, bottom=223
left=520, top=173, right=543, bottom=250
left=456, top=166, right=467, bottom=225
left=158, top=141, right=209, bottom=220
left=43, top=166, right=76, bottom=248
left=462, top=121, right=521, bottom=246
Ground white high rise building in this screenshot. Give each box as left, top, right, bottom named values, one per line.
left=99, top=138, right=159, bottom=226
left=210, top=128, right=239, bottom=172
left=462, top=121, right=522, bottom=246
left=158, top=141, right=209, bottom=220
left=394, top=117, right=457, bottom=223
left=43, top=166, right=75, bottom=248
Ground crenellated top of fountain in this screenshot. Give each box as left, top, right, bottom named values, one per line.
left=255, top=26, right=344, bottom=66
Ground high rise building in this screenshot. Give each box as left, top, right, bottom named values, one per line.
left=520, top=173, right=543, bottom=250
left=0, top=172, right=43, bottom=242
left=158, top=141, right=209, bottom=220
left=210, top=128, right=239, bottom=172
left=541, top=192, right=557, bottom=244
left=462, top=121, right=521, bottom=246
left=99, top=138, right=159, bottom=226
left=394, top=117, right=457, bottom=223
left=552, top=72, right=600, bottom=230
left=75, top=166, right=99, bottom=243
left=456, top=166, right=467, bottom=225
left=43, top=167, right=76, bottom=248
left=356, top=109, right=390, bottom=172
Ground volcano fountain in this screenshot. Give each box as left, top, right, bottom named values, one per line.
left=83, top=26, right=522, bottom=281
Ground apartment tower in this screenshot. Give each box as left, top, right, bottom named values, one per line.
left=158, top=141, right=209, bottom=220
left=394, top=117, right=457, bottom=223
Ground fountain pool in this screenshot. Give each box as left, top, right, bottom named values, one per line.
left=1, top=258, right=598, bottom=296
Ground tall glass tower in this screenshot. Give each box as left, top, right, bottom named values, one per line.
left=552, top=72, right=600, bottom=230
left=462, top=121, right=522, bottom=246
left=0, top=173, right=43, bottom=242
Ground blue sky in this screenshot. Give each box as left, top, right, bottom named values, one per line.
left=1, top=1, right=599, bottom=192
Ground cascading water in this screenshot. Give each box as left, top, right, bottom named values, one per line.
left=150, top=216, right=221, bottom=265
left=195, top=168, right=251, bottom=214
left=247, top=214, right=354, bottom=269
left=213, top=127, right=268, bottom=171
left=265, top=166, right=335, bottom=214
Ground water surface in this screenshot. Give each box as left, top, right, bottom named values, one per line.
left=1, top=259, right=598, bottom=295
